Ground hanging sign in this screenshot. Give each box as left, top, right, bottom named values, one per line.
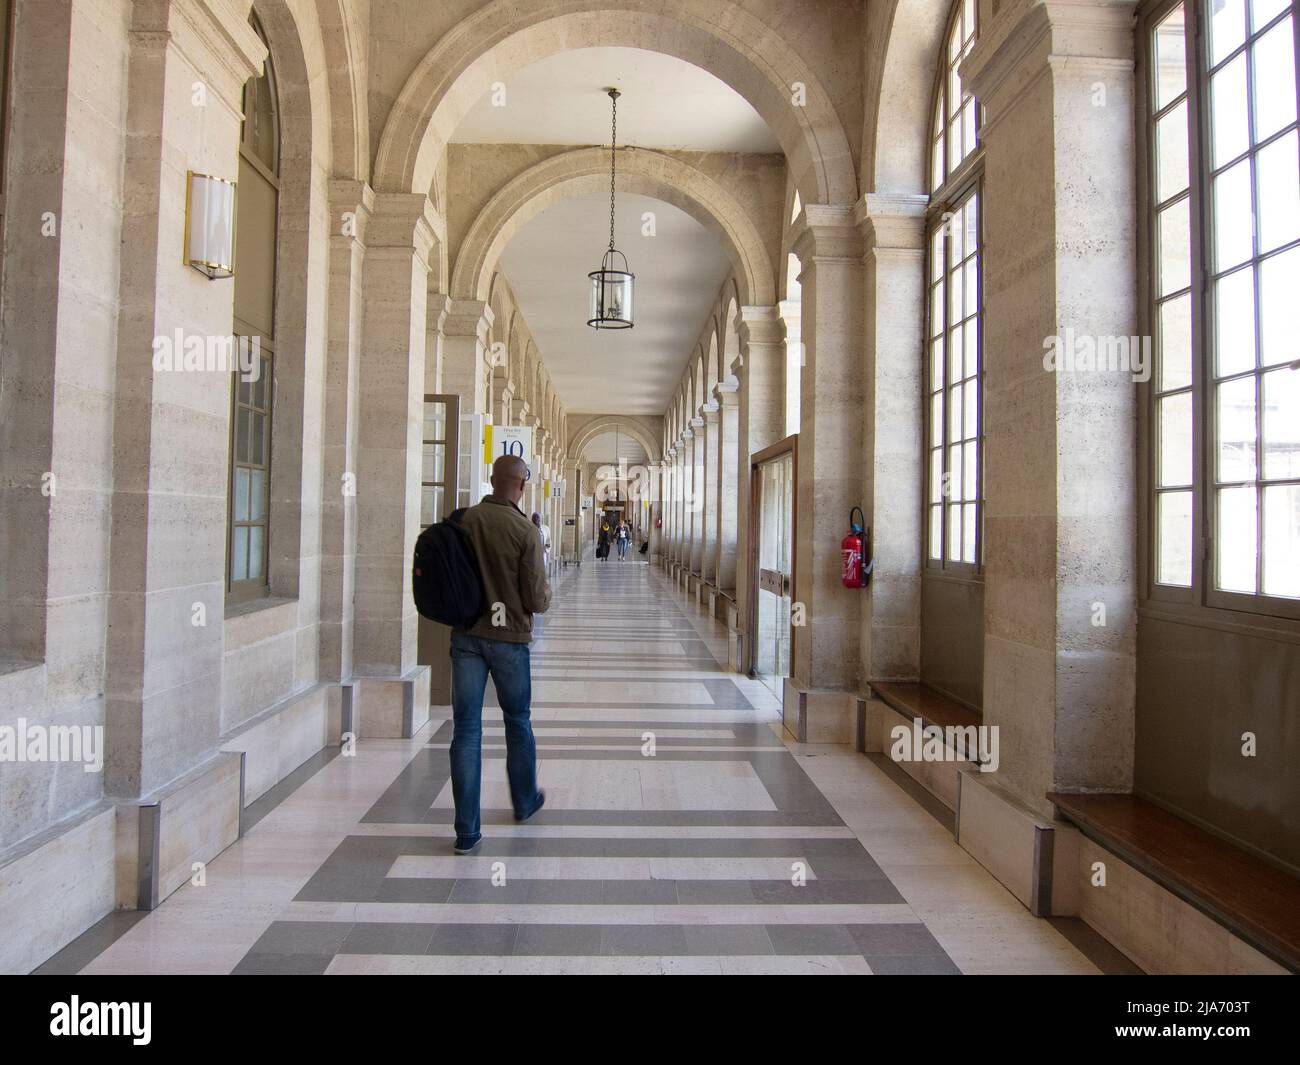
left=482, top=424, right=534, bottom=467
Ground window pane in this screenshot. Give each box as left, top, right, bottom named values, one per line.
left=1217, top=485, right=1258, bottom=592
left=1256, top=130, right=1300, bottom=254
left=1154, top=6, right=1188, bottom=111
left=423, top=401, right=446, bottom=441
left=964, top=198, right=978, bottom=253
left=931, top=393, right=943, bottom=446
left=1159, top=293, right=1194, bottom=389
left=965, top=318, right=979, bottom=374
left=1210, top=0, right=1248, bottom=66
left=947, top=502, right=961, bottom=560
left=931, top=281, right=945, bottom=334
left=1262, top=365, right=1300, bottom=478
left=1259, top=245, right=1300, bottom=366
left=964, top=382, right=979, bottom=441
left=948, top=264, right=963, bottom=320
left=948, top=391, right=962, bottom=443
left=1254, top=0, right=1289, bottom=28
left=963, top=440, right=978, bottom=499
left=250, top=468, right=266, bottom=521
left=422, top=442, right=445, bottom=483
left=961, top=98, right=976, bottom=158
left=1157, top=490, right=1194, bottom=585
left=930, top=449, right=943, bottom=503
left=1156, top=100, right=1190, bottom=202
left=238, top=374, right=253, bottom=407
left=1159, top=392, right=1194, bottom=487
left=1262, top=484, right=1300, bottom=597
left=1253, top=16, right=1297, bottom=142
left=929, top=506, right=942, bottom=560
left=1210, top=54, right=1249, bottom=166
left=964, top=257, right=979, bottom=317
left=231, top=527, right=249, bottom=582
left=1215, top=266, right=1257, bottom=376
left=236, top=407, right=250, bottom=463
left=931, top=339, right=944, bottom=389
left=1216, top=375, right=1258, bottom=481
left=1158, top=198, right=1192, bottom=295
left=962, top=503, right=977, bottom=563
left=949, top=326, right=963, bottom=385
left=234, top=467, right=249, bottom=522
left=248, top=525, right=265, bottom=581
left=250, top=410, right=266, bottom=465
left=1214, top=159, right=1254, bottom=270
left=948, top=444, right=962, bottom=498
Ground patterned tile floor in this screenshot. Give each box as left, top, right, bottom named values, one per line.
left=58, top=560, right=1113, bottom=975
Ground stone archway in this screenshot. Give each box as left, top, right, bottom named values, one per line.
left=372, top=0, right=857, bottom=206
left=449, top=147, right=776, bottom=306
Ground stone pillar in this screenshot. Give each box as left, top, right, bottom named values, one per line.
left=426, top=292, right=449, bottom=395
left=788, top=207, right=864, bottom=735
left=352, top=194, right=437, bottom=696
left=733, top=306, right=787, bottom=671
left=680, top=427, right=695, bottom=574
left=715, top=383, right=740, bottom=593
left=442, top=300, right=492, bottom=420
left=700, top=404, right=719, bottom=584
left=779, top=297, right=803, bottom=435
left=964, top=0, right=1138, bottom=813
left=857, top=194, right=927, bottom=687
left=102, top=1, right=264, bottom=796
left=320, top=180, right=374, bottom=683
left=688, top=417, right=705, bottom=575
left=664, top=448, right=677, bottom=566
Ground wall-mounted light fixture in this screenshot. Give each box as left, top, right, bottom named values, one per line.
left=184, top=171, right=236, bottom=279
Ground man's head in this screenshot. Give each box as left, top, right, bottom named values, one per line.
left=530, top=512, right=541, bottom=527
left=491, top=454, right=528, bottom=504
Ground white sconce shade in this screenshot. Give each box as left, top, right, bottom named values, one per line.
left=185, top=171, right=236, bottom=279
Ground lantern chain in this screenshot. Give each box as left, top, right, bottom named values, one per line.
left=608, top=88, right=618, bottom=253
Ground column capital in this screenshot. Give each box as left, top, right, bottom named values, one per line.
left=739, top=304, right=784, bottom=348
left=328, top=180, right=375, bottom=250
left=368, top=192, right=439, bottom=266
left=855, top=192, right=928, bottom=253
left=681, top=428, right=695, bottom=441
left=791, top=204, right=863, bottom=264
left=689, top=416, right=705, bottom=429
left=713, top=381, right=739, bottom=406
left=444, top=299, right=493, bottom=339
left=964, top=0, right=1138, bottom=133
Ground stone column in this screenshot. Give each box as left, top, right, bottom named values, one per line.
left=680, top=427, right=695, bottom=576
left=700, top=404, right=720, bottom=585
left=663, top=448, right=677, bottom=567
left=320, top=181, right=374, bottom=684
left=688, top=417, right=705, bottom=576
left=715, top=382, right=740, bottom=594
left=788, top=207, right=864, bottom=737
left=857, top=193, right=927, bottom=687
left=733, top=306, right=787, bottom=672
left=779, top=297, right=803, bottom=435
left=426, top=292, right=449, bottom=395
left=351, top=193, right=437, bottom=725
left=964, top=0, right=1138, bottom=814
left=442, top=300, right=492, bottom=421
left=102, top=1, right=263, bottom=796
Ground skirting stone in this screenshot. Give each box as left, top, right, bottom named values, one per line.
left=782, top=680, right=852, bottom=744
left=355, top=666, right=431, bottom=739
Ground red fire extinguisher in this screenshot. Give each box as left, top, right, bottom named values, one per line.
left=841, top=507, right=874, bottom=588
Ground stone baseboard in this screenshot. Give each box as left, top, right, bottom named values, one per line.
left=354, top=666, right=431, bottom=738
left=782, top=680, right=853, bottom=744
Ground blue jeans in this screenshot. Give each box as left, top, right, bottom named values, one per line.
left=449, top=633, right=541, bottom=844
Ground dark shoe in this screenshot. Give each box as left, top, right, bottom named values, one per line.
left=515, top=790, right=546, bottom=823
left=453, top=834, right=482, bottom=854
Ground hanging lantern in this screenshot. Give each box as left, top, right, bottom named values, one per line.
left=587, top=88, right=634, bottom=330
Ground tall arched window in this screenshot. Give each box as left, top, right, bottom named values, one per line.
left=228, top=11, right=280, bottom=602
left=1141, top=0, right=1300, bottom=614
left=924, top=0, right=982, bottom=570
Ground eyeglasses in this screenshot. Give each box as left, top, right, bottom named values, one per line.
left=522, top=466, right=531, bottom=483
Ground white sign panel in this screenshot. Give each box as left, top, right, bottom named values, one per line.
left=483, top=424, right=534, bottom=467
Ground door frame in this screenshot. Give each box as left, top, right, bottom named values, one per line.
left=746, top=433, right=798, bottom=679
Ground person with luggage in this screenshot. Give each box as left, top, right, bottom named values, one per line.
left=597, top=520, right=611, bottom=561
left=443, top=454, right=550, bottom=854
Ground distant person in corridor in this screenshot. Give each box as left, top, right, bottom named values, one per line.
left=449, top=454, right=550, bottom=854
left=616, top=519, right=630, bottom=560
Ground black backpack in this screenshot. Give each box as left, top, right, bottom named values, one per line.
left=412, top=508, right=485, bottom=627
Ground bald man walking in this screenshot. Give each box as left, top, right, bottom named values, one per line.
left=448, top=454, right=551, bottom=854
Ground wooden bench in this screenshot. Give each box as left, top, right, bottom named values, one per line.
left=869, top=681, right=981, bottom=731
left=1048, top=791, right=1300, bottom=972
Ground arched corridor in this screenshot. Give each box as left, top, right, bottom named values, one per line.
left=2, top=0, right=1299, bottom=1004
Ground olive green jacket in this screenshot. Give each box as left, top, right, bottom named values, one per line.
left=453, top=494, right=551, bottom=644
